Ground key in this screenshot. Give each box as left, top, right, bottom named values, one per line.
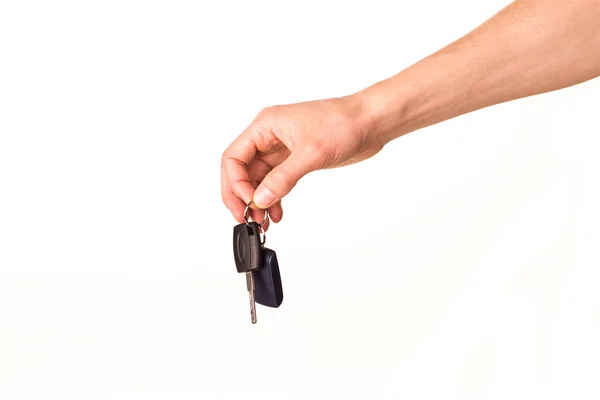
left=253, top=247, right=284, bottom=308
left=233, top=221, right=262, bottom=324
left=246, top=271, right=257, bottom=323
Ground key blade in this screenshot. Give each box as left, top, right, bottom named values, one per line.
left=246, top=272, right=257, bottom=324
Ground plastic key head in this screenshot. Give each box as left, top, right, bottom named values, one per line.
left=233, top=221, right=263, bottom=273
left=252, top=247, right=283, bottom=308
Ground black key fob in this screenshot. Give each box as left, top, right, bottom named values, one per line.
left=253, top=247, right=283, bottom=308
left=233, top=222, right=262, bottom=273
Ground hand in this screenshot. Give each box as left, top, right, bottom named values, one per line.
left=221, top=94, right=384, bottom=228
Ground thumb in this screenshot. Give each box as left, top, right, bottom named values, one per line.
left=253, top=151, right=315, bottom=209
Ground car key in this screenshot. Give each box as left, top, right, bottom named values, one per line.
left=232, top=203, right=268, bottom=324
left=233, top=220, right=262, bottom=323
left=252, top=247, right=284, bottom=308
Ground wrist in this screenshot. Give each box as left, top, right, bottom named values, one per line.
left=345, top=76, right=418, bottom=147
left=346, top=51, right=474, bottom=147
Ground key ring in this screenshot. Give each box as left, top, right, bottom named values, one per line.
left=258, top=225, right=266, bottom=246
left=244, top=201, right=269, bottom=227
left=244, top=201, right=268, bottom=246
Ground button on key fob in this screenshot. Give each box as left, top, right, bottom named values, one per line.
left=252, top=247, right=283, bottom=308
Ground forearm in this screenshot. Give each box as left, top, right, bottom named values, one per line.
left=356, top=0, right=600, bottom=144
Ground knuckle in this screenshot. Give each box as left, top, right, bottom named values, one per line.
left=253, top=123, right=280, bottom=150
left=257, top=104, right=284, bottom=121
left=256, top=106, right=273, bottom=120
left=254, top=123, right=270, bottom=144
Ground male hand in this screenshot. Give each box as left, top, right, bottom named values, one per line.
left=221, top=95, right=384, bottom=229
left=222, top=0, right=600, bottom=229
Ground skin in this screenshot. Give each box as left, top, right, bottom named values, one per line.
left=221, top=0, right=600, bottom=229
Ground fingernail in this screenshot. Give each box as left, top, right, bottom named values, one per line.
left=254, top=187, right=276, bottom=209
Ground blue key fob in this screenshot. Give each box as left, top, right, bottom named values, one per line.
left=252, top=247, right=283, bottom=308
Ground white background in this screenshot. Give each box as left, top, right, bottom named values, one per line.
left=1, top=1, right=599, bottom=399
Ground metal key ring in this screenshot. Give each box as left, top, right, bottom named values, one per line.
left=243, top=201, right=269, bottom=227
left=259, top=225, right=266, bottom=246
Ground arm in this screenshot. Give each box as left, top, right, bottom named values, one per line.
left=222, top=0, right=600, bottom=224
left=357, top=0, right=600, bottom=145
